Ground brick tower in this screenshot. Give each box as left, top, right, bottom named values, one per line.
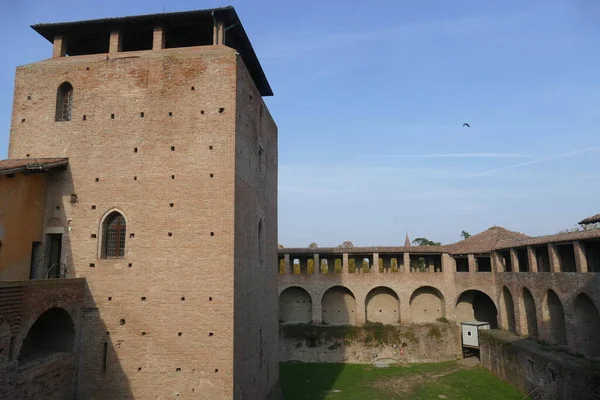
left=8, top=7, right=278, bottom=399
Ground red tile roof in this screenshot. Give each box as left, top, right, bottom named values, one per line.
left=447, top=226, right=529, bottom=255
left=579, top=214, right=600, bottom=225
left=0, top=158, right=68, bottom=175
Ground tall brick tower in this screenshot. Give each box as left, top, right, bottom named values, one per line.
left=8, top=7, right=278, bottom=399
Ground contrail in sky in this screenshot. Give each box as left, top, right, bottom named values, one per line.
left=476, top=147, right=600, bottom=176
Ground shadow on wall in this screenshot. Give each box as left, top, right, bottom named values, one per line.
left=42, top=167, right=134, bottom=398
left=455, top=290, right=498, bottom=329
left=77, top=283, right=133, bottom=399
left=277, top=272, right=352, bottom=398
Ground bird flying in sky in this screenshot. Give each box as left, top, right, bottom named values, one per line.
left=463, top=123, right=470, bottom=128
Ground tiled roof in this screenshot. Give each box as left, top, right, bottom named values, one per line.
left=579, top=214, right=600, bottom=225
left=281, top=246, right=445, bottom=255
left=493, top=228, right=600, bottom=250
left=447, top=227, right=529, bottom=255
left=278, top=227, right=600, bottom=256
left=0, top=158, right=68, bottom=175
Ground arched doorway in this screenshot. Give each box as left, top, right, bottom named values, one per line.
left=409, top=286, right=445, bottom=323
left=19, top=307, right=75, bottom=364
left=322, top=286, right=356, bottom=325
left=502, top=287, right=516, bottom=333
left=544, top=290, right=566, bottom=345
left=521, top=288, right=538, bottom=337
left=365, top=287, right=400, bottom=324
left=279, top=287, right=312, bottom=323
left=573, top=293, right=600, bottom=356
left=455, top=290, right=498, bottom=328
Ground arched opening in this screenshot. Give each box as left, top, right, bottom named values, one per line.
left=543, top=290, right=566, bottom=345
left=102, top=211, right=126, bottom=258
left=55, top=82, right=73, bottom=121
left=279, top=287, right=312, bottom=323
left=19, top=308, right=75, bottom=364
left=502, top=287, right=516, bottom=333
left=573, top=293, right=600, bottom=356
left=322, top=286, right=356, bottom=325
left=365, top=287, right=400, bottom=324
left=258, top=220, right=264, bottom=266
left=455, top=290, right=498, bottom=328
left=409, top=286, right=445, bottom=323
left=521, top=288, right=538, bottom=337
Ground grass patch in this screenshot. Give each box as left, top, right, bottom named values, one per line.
left=280, top=361, right=528, bottom=400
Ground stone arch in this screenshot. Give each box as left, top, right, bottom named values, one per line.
left=543, top=289, right=567, bottom=345
left=520, top=287, right=538, bottom=337
left=409, top=286, right=445, bottom=323
left=365, top=287, right=400, bottom=324
left=19, top=307, right=75, bottom=364
left=455, top=290, right=498, bottom=328
left=502, top=286, right=517, bottom=333
left=573, top=293, right=600, bottom=356
left=279, top=287, right=312, bottom=323
left=322, top=286, right=356, bottom=325
left=47, top=217, right=63, bottom=228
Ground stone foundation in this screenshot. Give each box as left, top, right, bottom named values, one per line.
left=279, top=323, right=461, bottom=364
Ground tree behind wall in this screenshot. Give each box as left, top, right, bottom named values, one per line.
left=412, top=238, right=441, bottom=246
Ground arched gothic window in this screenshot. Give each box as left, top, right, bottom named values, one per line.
left=103, top=212, right=126, bottom=258
left=56, top=82, right=73, bottom=121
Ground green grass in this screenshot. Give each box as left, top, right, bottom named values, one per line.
left=280, top=362, right=527, bottom=400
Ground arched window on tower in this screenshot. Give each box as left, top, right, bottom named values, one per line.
left=103, top=212, right=126, bottom=258
left=56, top=82, right=73, bottom=122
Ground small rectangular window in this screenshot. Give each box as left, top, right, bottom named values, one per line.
left=102, top=342, right=108, bottom=372
left=8, top=337, right=15, bottom=361
left=258, top=146, right=265, bottom=177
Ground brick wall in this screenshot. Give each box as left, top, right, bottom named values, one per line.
left=233, top=58, right=279, bottom=399
left=480, top=330, right=600, bottom=400
left=0, top=279, right=84, bottom=399
left=8, top=43, right=277, bottom=399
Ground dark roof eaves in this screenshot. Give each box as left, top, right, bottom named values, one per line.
left=30, top=7, right=273, bottom=97
left=0, top=158, right=68, bottom=176
left=492, top=229, right=600, bottom=250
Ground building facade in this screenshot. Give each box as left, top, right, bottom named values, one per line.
left=1, top=7, right=278, bottom=400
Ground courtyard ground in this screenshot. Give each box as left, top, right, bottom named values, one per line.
left=279, top=359, right=529, bottom=400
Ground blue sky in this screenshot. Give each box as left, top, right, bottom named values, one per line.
left=1, top=1, right=599, bottom=246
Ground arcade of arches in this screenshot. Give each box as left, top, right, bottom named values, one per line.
left=279, top=282, right=600, bottom=357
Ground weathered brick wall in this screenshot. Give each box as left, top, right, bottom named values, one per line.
left=495, top=272, right=600, bottom=356
left=480, top=330, right=600, bottom=400
left=279, top=324, right=461, bottom=363
left=233, top=58, right=279, bottom=399
left=0, top=279, right=84, bottom=399
left=0, top=353, right=78, bottom=400
left=8, top=43, right=275, bottom=399
left=278, top=267, right=499, bottom=325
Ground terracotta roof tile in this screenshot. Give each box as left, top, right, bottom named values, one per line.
left=493, top=228, right=600, bottom=250
left=0, top=158, right=68, bottom=175
left=579, top=214, right=600, bottom=225
left=447, top=227, right=529, bottom=255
